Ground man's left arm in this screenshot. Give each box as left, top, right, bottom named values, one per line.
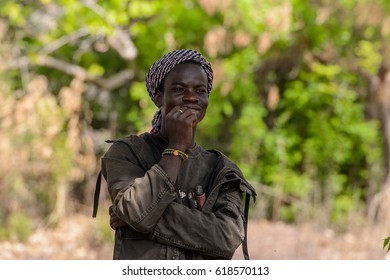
left=150, top=183, right=245, bottom=259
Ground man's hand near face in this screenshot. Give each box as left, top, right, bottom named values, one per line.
left=163, top=105, right=197, bottom=152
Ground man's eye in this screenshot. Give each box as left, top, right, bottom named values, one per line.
left=173, top=87, right=184, bottom=93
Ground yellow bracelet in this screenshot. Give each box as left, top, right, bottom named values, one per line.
left=162, top=148, right=189, bottom=161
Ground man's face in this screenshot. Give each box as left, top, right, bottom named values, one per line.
left=156, top=62, right=209, bottom=125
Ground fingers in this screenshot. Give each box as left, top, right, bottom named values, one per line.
left=110, top=219, right=127, bottom=230
left=164, top=106, right=197, bottom=149
left=110, top=217, right=127, bottom=230
left=172, top=106, right=197, bottom=123
left=170, top=106, right=185, bottom=116
left=170, top=106, right=194, bottom=115
left=109, top=209, right=128, bottom=230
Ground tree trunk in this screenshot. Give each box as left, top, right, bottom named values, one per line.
left=47, top=180, right=68, bottom=227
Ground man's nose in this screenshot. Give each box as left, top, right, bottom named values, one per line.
left=183, top=88, right=199, bottom=102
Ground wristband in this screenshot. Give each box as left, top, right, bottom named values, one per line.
left=162, top=148, right=189, bottom=161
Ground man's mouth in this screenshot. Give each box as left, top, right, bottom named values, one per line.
left=184, top=106, right=202, bottom=112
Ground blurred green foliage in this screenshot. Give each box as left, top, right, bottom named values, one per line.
left=1, top=0, right=390, bottom=242
left=0, top=212, right=34, bottom=242
left=8, top=213, right=34, bottom=242
left=384, top=236, right=390, bottom=253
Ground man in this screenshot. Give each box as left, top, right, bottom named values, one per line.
left=100, top=49, right=256, bottom=259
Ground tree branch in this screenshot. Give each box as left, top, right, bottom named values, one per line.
left=80, top=0, right=138, bottom=61
left=35, top=55, right=134, bottom=91
left=40, top=28, right=90, bottom=55
left=107, top=28, right=137, bottom=61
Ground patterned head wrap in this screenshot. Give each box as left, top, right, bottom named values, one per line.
left=145, top=49, right=213, bottom=134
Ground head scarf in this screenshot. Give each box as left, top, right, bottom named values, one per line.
left=145, top=49, right=213, bottom=134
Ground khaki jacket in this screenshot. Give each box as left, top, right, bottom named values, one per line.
left=101, top=133, right=255, bottom=260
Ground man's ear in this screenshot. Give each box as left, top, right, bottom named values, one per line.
left=154, top=90, right=163, bottom=107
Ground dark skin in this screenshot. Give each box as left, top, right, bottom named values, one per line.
left=110, top=62, right=209, bottom=229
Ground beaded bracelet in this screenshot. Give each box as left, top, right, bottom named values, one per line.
left=162, top=148, right=189, bottom=161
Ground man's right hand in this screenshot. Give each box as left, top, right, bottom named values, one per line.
left=163, top=105, right=197, bottom=151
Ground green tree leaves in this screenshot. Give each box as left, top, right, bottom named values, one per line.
left=1, top=0, right=389, bottom=240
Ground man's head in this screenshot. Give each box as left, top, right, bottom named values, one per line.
left=146, top=49, right=213, bottom=103
left=145, top=49, right=213, bottom=133
left=154, top=61, right=209, bottom=128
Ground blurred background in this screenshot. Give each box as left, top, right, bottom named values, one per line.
left=0, top=0, right=390, bottom=259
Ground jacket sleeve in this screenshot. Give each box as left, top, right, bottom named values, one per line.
left=102, top=142, right=178, bottom=233
left=150, top=179, right=245, bottom=259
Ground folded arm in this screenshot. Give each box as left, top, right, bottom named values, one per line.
left=151, top=184, right=245, bottom=259
left=102, top=142, right=178, bottom=233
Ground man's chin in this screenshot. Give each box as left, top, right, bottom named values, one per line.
left=195, top=111, right=205, bottom=121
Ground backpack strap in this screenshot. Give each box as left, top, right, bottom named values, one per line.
left=242, top=192, right=251, bottom=260
left=92, top=170, right=102, bottom=218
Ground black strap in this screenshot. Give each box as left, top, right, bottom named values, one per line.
left=242, top=192, right=251, bottom=260
left=92, top=170, right=102, bottom=218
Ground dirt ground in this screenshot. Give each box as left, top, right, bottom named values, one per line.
left=0, top=214, right=389, bottom=260
left=234, top=219, right=389, bottom=260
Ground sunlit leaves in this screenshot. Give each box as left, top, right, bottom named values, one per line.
left=0, top=1, right=26, bottom=25
left=355, top=40, right=382, bottom=75
left=230, top=103, right=266, bottom=178
left=88, top=63, right=105, bottom=76
left=265, top=58, right=384, bottom=223
left=126, top=81, right=156, bottom=133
